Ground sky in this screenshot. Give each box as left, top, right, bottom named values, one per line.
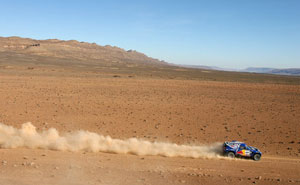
left=0, top=0, right=299, bottom=69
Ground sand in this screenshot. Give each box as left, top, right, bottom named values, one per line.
left=0, top=70, right=299, bottom=184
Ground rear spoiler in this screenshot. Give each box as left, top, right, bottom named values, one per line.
left=224, top=141, right=232, bottom=146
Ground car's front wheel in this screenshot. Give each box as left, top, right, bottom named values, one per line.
left=227, top=152, right=235, bottom=158
left=253, top=154, right=261, bottom=161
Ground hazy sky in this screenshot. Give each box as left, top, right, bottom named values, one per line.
left=1, top=0, right=299, bottom=69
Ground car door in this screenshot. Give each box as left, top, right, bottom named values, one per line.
left=244, top=146, right=252, bottom=157
left=236, top=144, right=251, bottom=157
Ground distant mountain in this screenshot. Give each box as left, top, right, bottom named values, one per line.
left=243, top=67, right=276, bottom=73
left=0, top=36, right=166, bottom=66
left=178, top=64, right=237, bottom=71
left=243, top=67, right=300, bottom=76
left=179, top=65, right=300, bottom=76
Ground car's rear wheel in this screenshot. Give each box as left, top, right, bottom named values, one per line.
left=253, top=154, right=261, bottom=161
left=227, top=152, right=235, bottom=158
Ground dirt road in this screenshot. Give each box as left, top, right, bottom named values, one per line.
left=0, top=148, right=299, bottom=185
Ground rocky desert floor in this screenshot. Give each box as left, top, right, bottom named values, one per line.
left=0, top=66, right=300, bottom=185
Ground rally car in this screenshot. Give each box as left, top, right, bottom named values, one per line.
left=223, top=141, right=262, bottom=161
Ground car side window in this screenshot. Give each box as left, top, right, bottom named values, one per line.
left=239, top=145, right=245, bottom=150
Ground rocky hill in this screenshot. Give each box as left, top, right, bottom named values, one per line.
left=0, top=36, right=165, bottom=65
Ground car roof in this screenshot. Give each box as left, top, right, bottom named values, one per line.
left=226, top=141, right=245, bottom=144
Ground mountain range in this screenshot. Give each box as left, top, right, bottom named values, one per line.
left=0, top=36, right=299, bottom=76
left=242, top=67, right=300, bottom=76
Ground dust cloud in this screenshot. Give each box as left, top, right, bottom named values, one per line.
left=0, top=122, right=223, bottom=158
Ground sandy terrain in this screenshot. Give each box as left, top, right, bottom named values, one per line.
left=0, top=69, right=299, bottom=184
left=0, top=73, right=299, bottom=157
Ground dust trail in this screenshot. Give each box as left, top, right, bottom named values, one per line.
left=0, top=122, right=223, bottom=158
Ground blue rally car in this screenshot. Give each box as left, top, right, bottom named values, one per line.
left=223, top=141, right=262, bottom=161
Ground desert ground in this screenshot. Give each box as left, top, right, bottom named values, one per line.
left=0, top=37, right=300, bottom=184
left=0, top=65, right=299, bottom=185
